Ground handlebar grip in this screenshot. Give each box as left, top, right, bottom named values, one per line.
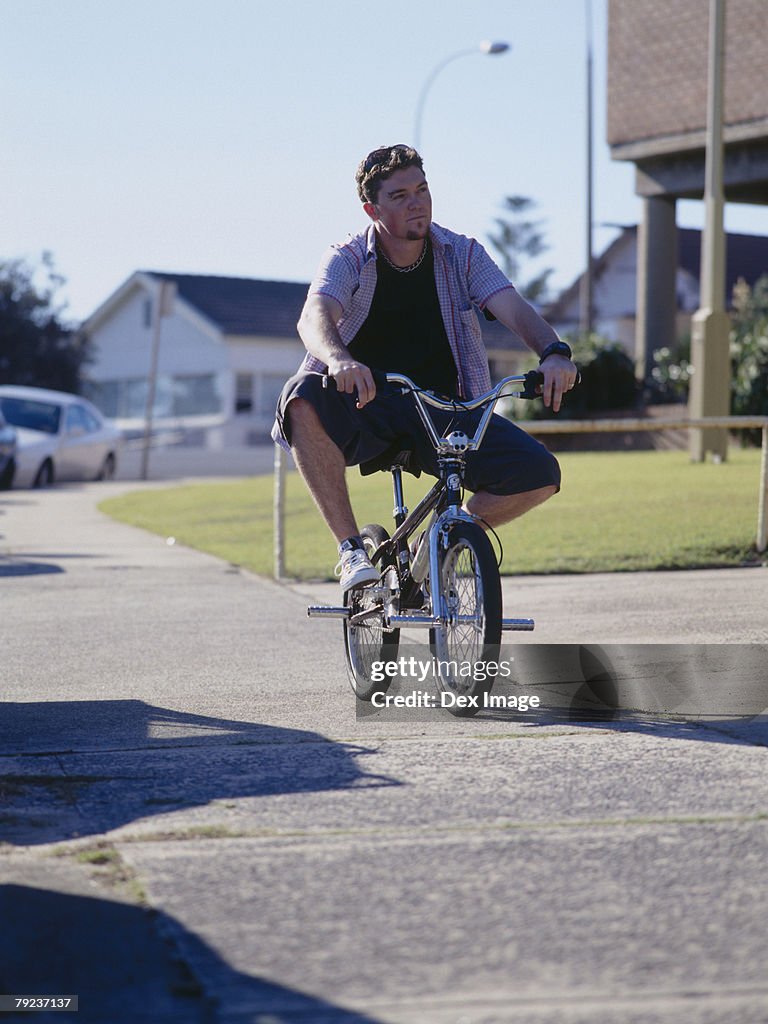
left=521, top=368, right=581, bottom=399
left=521, top=370, right=544, bottom=399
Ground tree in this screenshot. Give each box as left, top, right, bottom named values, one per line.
left=487, top=195, right=554, bottom=303
left=0, top=254, right=91, bottom=393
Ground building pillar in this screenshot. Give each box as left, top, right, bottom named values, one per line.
left=689, top=0, right=729, bottom=463
left=635, top=195, right=678, bottom=382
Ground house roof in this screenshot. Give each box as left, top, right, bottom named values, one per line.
left=145, top=272, right=310, bottom=337
left=545, top=225, right=768, bottom=322
left=677, top=229, right=768, bottom=292
left=143, top=270, right=528, bottom=351
left=84, top=268, right=528, bottom=351
left=543, top=228, right=636, bottom=322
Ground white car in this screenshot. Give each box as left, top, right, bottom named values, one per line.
left=0, top=405, right=16, bottom=489
left=0, top=386, right=122, bottom=488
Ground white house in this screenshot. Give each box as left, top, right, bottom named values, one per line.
left=545, top=226, right=768, bottom=365
left=81, top=272, right=307, bottom=447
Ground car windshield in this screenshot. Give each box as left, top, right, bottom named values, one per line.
left=0, top=397, right=61, bottom=434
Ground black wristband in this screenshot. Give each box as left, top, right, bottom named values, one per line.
left=538, top=340, right=572, bottom=364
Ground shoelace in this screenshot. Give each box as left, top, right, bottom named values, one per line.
left=334, top=548, right=370, bottom=578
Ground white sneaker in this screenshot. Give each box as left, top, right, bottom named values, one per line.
left=335, top=547, right=379, bottom=592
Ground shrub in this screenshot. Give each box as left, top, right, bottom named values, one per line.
left=649, top=335, right=692, bottom=403
left=730, top=276, right=768, bottom=444
left=647, top=275, right=768, bottom=443
left=532, top=333, right=639, bottom=419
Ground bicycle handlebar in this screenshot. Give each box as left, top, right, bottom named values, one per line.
left=320, top=368, right=577, bottom=455
left=384, top=370, right=553, bottom=456
left=383, top=369, right=545, bottom=409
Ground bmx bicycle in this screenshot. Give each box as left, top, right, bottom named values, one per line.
left=308, top=370, right=550, bottom=717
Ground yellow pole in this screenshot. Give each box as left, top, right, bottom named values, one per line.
left=689, top=0, right=730, bottom=462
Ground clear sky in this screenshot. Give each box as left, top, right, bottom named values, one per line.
left=4, top=0, right=768, bottom=324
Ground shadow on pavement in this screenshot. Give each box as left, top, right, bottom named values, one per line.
left=0, top=885, right=383, bottom=1023
left=0, top=559, right=65, bottom=578
left=485, top=645, right=768, bottom=745
left=0, top=702, right=397, bottom=846
left=0, top=552, right=103, bottom=578
left=360, top=644, right=768, bottom=745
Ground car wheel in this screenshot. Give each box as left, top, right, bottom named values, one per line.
left=0, top=459, right=14, bottom=490
left=96, top=453, right=116, bottom=481
left=33, top=460, right=54, bottom=488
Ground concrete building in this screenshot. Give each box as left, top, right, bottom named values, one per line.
left=608, top=0, right=768, bottom=376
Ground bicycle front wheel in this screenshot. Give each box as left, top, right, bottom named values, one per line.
left=431, top=522, right=502, bottom=717
left=343, top=524, right=401, bottom=702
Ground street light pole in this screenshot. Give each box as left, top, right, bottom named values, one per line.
left=580, top=0, right=594, bottom=339
left=413, top=40, right=510, bottom=151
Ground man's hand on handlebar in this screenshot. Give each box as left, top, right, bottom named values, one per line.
left=539, top=355, right=579, bottom=414
left=327, top=356, right=376, bottom=409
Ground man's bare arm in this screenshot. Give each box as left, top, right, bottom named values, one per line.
left=297, top=294, right=376, bottom=408
left=485, top=287, right=578, bottom=413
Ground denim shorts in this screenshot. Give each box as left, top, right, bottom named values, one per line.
left=274, top=371, right=561, bottom=496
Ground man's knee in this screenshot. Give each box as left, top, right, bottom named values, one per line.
left=286, top=396, right=316, bottom=427
left=534, top=483, right=558, bottom=503
left=285, top=396, right=325, bottom=446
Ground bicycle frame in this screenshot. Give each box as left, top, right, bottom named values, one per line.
left=308, top=371, right=541, bottom=632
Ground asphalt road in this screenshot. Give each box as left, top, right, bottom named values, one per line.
left=1, top=480, right=767, bottom=1024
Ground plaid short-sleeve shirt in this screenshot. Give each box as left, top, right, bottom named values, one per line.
left=271, top=222, right=514, bottom=445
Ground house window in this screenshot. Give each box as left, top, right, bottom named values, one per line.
left=259, top=373, right=286, bottom=417
left=143, top=299, right=152, bottom=328
left=235, top=373, right=254, bottom=414
left=172, top=375, right=221, bottom=416
left=86, top=375, right=221, bottom=420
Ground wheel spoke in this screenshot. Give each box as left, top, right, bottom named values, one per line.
left=442, top=543, right=485, bottom=663
left=343, top=524, right=400, bottom=700
left=431, top=523, right=502, bottom=714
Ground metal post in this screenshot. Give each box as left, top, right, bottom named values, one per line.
left=758, top=424, right=768, bottom=554
left=580, top=0, right=594, bottom=339
left=274, top=442, right=286, bottom=579
left=140, top=279, right=175, bottom=481
left=689, top=0, right=730, bottom=461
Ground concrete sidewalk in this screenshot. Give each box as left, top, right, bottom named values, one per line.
left=1, top=482, right=767, bottom=1023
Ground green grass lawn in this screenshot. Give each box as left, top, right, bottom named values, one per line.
left=99, top=448, right=765, bottom=579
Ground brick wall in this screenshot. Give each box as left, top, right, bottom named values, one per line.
left=608, top=0, right=768, bottom=149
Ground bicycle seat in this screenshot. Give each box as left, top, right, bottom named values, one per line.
left=359, top=440, right=421, bottom=478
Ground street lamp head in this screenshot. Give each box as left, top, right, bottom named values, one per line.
left=479, top=40, right=510, bottom=55
left=413, top=40, right=511, bottom=150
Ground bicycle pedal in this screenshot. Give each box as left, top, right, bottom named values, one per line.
left=307, top=605, right=350, bottom=619
left=501, top=618, right=535, bottom=631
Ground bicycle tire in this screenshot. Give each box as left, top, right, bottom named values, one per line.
left=343, top=524, right=401, bottom=701
left=430, top=521, right=502, bottom=717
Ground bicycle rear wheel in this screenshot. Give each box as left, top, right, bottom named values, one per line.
left=431, top=521, right=502, bottom=717
left=343, top=524, right=401, bottom=701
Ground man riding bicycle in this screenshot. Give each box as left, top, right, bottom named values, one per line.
left=272, top=144, right=578, bottom=592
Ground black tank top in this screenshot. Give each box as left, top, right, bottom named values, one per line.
left=348, top=239, right=458, bottom=397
